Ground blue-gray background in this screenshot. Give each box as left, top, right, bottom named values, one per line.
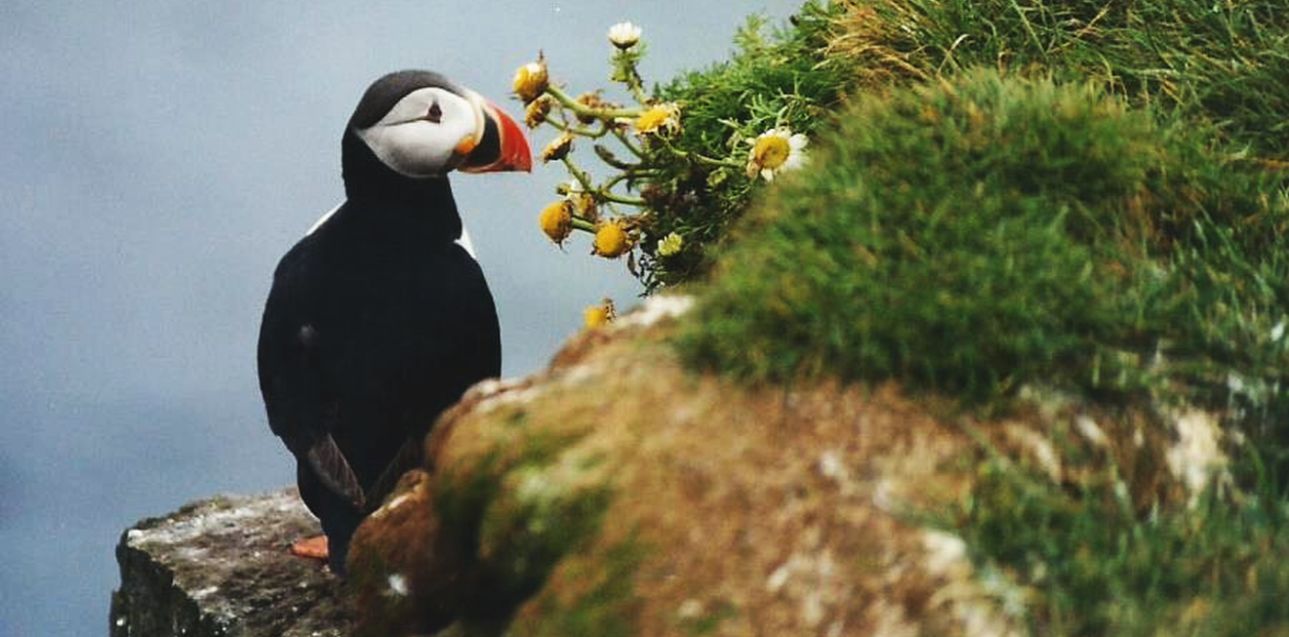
left=0, top=1, right=801, bottom=633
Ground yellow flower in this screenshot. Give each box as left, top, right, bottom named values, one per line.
left=512, top=57, right=549, bottom=103
left=746, top=127, right=808, bottom=181
left=656, top=232, right=684, bottom=257
left=583, top=298, right=616, bottom=329
left=607, top=22, right=643, bottom=50
left=538, top=200, right=572, bottom=244
left=541, top=132, right=574, bottom=162
left=634, top=103, right=681, bottom=136
left=524, top=96, right=552, bottom=128
left=592, top=220, right=632, bottom=258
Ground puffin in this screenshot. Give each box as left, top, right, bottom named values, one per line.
left=257, top=70, right=531, bottom=573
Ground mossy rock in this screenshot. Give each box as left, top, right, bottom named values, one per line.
left=346, top=299, right=1249, bottom=636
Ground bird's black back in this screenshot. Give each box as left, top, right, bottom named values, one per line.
left=257, top=181, right=499, bottom=569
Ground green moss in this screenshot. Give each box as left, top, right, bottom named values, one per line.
left=477, top=469, right=612, bottom=605
left=946, top=439, right=1289, bottom=636
left=433, top=426, right=615, bottom=624
left=521, top=539, right=646, bottom=637
left=435, top=452, right=505, bottom=567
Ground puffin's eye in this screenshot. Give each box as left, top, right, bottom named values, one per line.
left=426, top=102, right=442, bottom=123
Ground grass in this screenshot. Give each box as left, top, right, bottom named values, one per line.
left=950, top=434, right=1288, bottom=635
left=829, top=0, right=1289, bottom=164
left=632, top=0, right=1289, bottom=288
left=679, top=70, right=1288, bottom=405
left=677, top=67, right=1289, bottom=634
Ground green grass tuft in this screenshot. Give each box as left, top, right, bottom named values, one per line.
left=950, top=440, right=1289, bottom=635
left=834, top=0, right=1289, bottom=163
left=680, top=70, right=1287, bottom=403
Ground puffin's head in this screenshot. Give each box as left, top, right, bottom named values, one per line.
left=343, top=70, right=531, bottom=191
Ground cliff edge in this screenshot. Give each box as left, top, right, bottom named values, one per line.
left=109, top=489, right=352, bottom=637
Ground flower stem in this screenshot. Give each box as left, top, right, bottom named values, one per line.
left=547, top=85, right=643, bottom=120
left=623, top=69, right=649, bottom=104
left=611, top=129, right=646, bottom=159
left=593, top=143, right=640, bottom=170
left=561, top=156, right=596, bottom=192
left=657, top=136, right=742, bottom=168
left=547, top=117, right=610, bottom=139
left=560, top=156, right=645, bottom=206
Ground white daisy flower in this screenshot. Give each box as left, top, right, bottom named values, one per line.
left=746, top=128, right=808, bottom=181
left=608, top=22, right=643, bottom=50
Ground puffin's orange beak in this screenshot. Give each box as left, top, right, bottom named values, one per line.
left=459, top=101, right=532, bottom=173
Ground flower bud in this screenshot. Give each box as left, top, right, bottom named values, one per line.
left=538, top=200, right=573, bottom=244
left=583, top=298, right=616, bottom=329
left=607, top=22, right=642, bottom=50
left=656, top=231, right=684, bottom=257
left=592, top=220, right=632, bottom=258
left=524, top=96, right=552, bottom=128
left=540, top=132, right=574, bottom=162
left=512, top=58, right=549, bottom=103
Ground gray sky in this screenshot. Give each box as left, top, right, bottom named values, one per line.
left=0, top=1, right=806, bottom=633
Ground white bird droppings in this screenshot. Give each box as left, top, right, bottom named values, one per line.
left=388, top=573, right=409, bottom=597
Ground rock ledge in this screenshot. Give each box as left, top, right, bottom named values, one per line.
left=110, top=488, right=353, bottom=637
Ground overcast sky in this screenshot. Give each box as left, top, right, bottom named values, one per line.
left=0, top=1, right=806, bottom=633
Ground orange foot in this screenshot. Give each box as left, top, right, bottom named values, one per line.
left=290, top=535, right=329, bottom=561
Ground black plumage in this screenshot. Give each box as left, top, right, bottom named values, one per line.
left=257, top=71, right=524, bottom=572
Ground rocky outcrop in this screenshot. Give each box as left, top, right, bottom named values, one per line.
left=112, top=296, right=1229, bottom=636
left=110, top=489, right=352, bottom=637
left=342, top=297, right=1027, bottom=636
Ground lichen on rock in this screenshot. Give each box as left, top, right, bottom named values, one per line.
left=110, top=488, right=353, bottom=637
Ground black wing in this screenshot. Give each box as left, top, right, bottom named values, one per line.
left=257, top=234, right=366, bottom=510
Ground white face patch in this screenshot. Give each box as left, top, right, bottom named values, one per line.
left=357, top=87, right=482, bottom=177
